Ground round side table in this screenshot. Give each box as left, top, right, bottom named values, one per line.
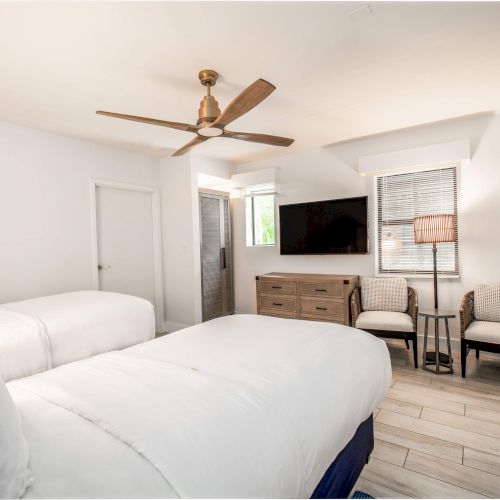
left=419, top=309, right=456, bottom=375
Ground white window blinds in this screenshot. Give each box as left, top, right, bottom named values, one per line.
left=376, top=166, right=459, bottom=276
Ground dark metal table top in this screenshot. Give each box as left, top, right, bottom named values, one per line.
left=419, top=309, right=456, bottom=319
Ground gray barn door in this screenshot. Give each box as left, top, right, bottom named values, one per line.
left=199, top=191, right=234, bottom=322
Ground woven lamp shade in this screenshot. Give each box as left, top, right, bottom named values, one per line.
left=413, top=214, right=457, bottom=244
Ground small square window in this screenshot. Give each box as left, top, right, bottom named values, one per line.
left=246, top=192, right=276, bottom=246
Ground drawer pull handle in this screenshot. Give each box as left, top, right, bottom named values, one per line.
left=272, top=302, right=283, bottom=306
left=315, top=306, right=328, bottom=311
left=315, top=288, right=327, bottom=292
left=271, top=286, right=282, bottom=289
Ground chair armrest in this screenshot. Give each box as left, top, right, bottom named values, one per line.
left=460, top=291, right=474, bottom=338
left=350, top=287, right=362, bottom=326
left=406, top=287, right=418, bottom=332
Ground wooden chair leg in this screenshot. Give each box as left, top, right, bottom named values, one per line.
left=476, top=349, right=480, bottom=359
left=461, top=340, right=467, bottom=378
left=412, top=337, right=418, bottom=369
left=405, top=338, right=410, bottom=349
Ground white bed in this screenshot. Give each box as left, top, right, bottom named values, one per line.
left=0, top=291, right=155, bottom=381
left=7, top=314, right=391, bottom=499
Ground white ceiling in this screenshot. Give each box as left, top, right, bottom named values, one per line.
left=1, top=1, right=500, bottom=164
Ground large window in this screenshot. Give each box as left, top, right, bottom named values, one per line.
left=246, top=189, right=276, bottom=246
left=376, top=166, right=459, bottom=276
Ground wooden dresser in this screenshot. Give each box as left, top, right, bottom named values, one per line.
left=256, top=272, right=359, bottom=326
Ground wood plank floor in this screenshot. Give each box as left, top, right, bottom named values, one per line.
left=353, top=340, right=500, bottom=499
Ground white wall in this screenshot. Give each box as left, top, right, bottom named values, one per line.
left=231, top=113, right=500, bottom=342
left=0, top=120, right=160, bottom=303
left=3, top=112, right=499, bottom=342
left=0, top=119, right=232, bottom=332
left=159, top=153, right=231, bottom=330
left=159, top=155, right=197, bottom=330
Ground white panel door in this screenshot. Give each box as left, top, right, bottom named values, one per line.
left=95, top=186, right=156, bottom=307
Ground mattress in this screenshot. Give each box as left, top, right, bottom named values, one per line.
left=8, top=314, right=391, bottom=499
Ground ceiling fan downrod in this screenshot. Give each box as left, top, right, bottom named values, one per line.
left=197, top=69, right=222, bottom=134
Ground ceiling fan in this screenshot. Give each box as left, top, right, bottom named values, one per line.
left=96, top=69, right=294, bottom=157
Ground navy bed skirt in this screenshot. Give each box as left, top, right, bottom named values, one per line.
left=311, top=414, right=374, bottom=499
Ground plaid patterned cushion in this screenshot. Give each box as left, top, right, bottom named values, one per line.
left=361, top=277, right=408, bottom=312
left=474, top=283, right=500, bottom=323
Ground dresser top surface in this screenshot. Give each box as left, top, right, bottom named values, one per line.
left=257, top=272, right=359, bottom=282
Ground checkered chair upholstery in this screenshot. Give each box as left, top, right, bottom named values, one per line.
left=351, top=278, right=418, bottom=368
left=460, top=285, right=500, bottom=378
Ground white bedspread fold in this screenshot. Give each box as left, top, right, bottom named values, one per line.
left=0, top=309, right=50, bottom=382
left=2, top=291, right=155, bottom=381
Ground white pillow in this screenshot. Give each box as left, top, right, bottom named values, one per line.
left=0, top=380, right=32, bottom=498
left=361, top=277, right=408, bottom=312
left=474, top=283, right=500, bottom=323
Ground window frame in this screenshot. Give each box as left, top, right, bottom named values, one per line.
left=245, top=190, right=277, bottom=247
left=374, top=165, right=460, bottom=278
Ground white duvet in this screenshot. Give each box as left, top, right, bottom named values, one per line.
left=1, top=291, right=155, bottom=381
left=8, top=314, right=391, bottom=499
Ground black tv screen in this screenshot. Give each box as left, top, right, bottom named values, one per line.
left=279, top=196, right=368, bottom=255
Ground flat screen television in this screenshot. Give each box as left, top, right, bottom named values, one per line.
left=279, top=196, right=368, bottom=255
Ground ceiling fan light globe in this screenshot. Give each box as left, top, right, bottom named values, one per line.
left=198, top=127, right=223, bottom=137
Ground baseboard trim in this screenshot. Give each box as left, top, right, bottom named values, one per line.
left=416, top=333, right=460, bottom=350
left=163, top=321, right=191, bottom=333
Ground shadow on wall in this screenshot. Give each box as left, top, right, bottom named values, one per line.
left=321, top=111, right=496, bottom=171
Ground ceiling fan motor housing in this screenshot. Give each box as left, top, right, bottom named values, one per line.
left=197, top=95, right=221, bottom=126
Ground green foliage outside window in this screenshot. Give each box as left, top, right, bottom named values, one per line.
left=254, top=195, right=275, bottom=245
left=246, top=193, right=276, bottom=246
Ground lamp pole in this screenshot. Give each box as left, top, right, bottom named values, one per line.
left=433, top=243, right=438, bottom=310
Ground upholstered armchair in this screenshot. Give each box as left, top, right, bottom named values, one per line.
left=351, top=279, right=418, bottom=368
left=460, top=286, right=500, bottom=378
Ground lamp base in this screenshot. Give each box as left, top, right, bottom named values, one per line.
left=425, top=351, right=451, bottom=366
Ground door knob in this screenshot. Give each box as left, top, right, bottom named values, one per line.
left=98, top=264, right=111, bottom=270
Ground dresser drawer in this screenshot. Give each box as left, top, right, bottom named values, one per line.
left=303, top=316, right=346, bottom=325
left=259, top=309, right=298, bottom=319
left=300, top=299, right=344, bottom=319
left=259, top=295, right=297, bottom=313
left=259, top=280, right=297, bottom=295
left=256, top=273, right=357, bottom=326
left=300, top=282, right=343, bottom=298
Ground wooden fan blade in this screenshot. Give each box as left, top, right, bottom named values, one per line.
left=223, top=130, right=294, bottom=147
left=212, top=79, right=276, bottom=129
left=96, top=111, right=197, bottom=133
left=172, top=135, right=209, bottom=157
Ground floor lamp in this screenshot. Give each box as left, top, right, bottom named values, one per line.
left=413, top=214, right=457, bottom=310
